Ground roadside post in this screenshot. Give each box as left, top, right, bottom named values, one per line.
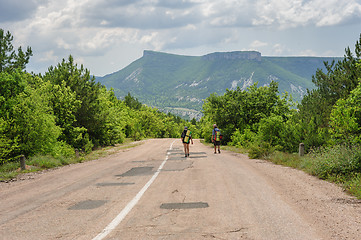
left=75, top=149, right=79, bottom=158
left=299, top=143, right=305, bottom=157
left=19, top=155, right=26, bottom=170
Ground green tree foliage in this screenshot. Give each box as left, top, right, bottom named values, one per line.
left=201, top=80, right=300, bottom=157
left=96, top=87, right=127, bottom=145
left=0, top=29, right=33, bottom=73
left=257, top=114, right=301, bottom=152
left=47, top=80, right=84, bottom=147
left=203, top=81, right=293, bottom=144
left=124, top=104, right=190, bottom=141
left=0, top=70, right=62, bottom=162
left=0, top=64, right=193, bottom=164
left=43, top=55, right=106, bottom=148
left=329, top=71, right=361, bottom=145
left=0, top=30, right=198, bottom=166
left=11, top=76, right=61, bottom=156
left=0, top=70, right=24, bottom=164
left=124, top=92, right=142, bottom=109
left=298, top=34, right=361, bottom=148
left=0, top=118, right=18, bottom=164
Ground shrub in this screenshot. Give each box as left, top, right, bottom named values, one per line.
left=269, top=151, right=302, bottom=169
left=248, top=141, right=277, bottom=159
left=28, top=155, right=63, bottom=169
left=305, top=145, right=361, bottom=179
left=230, top=128, right=257, bottom=148
left=330, top=82, right=361, bottom=146
left=343, top=173, right=361, bottom=199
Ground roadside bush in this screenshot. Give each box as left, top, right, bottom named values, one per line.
left=269, top=151, right=302, bottom=169
left=5, top=72, right=62, bottom=158
left=199, top=117, right=213, bottom=143
left=305, top=145, right=361, bottom=180
left=28, top=155, right=63, bottom=169
left=50, top=141, right=75, bottom=159
left=0, top=168, right=18, bottom=180
left=0, top=127, right=19, bottom=165
left=257, top=115, right=284, bottom=147
left=230, top=128, right=257, bottom=148
left=329, top=82, right=361, bottom=146
left=0, top=161, right=19, bottom=173
left=257, top=114, right=302, bottom=153
left=248, top=141, right=278, bottom=159
left=343, top=173, right=361, bottom=199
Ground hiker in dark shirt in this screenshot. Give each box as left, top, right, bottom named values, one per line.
left=212, top=124, right=221, bottom=154
left=181, top=126, right=193, bottom=157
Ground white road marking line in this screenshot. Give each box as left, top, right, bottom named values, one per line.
left=92, top=140, right=176, bottom=240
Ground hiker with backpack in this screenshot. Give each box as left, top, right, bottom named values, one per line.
left=212, top=124, right=221, bottom=154
left=181, top=126, right=193, bottom=157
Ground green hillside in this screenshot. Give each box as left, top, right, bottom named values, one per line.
left=96, top=50, right=338, bottom=119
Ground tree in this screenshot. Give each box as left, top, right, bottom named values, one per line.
left=329, top=74, right=361, bottom=145
left=297, top=34, right=361, bottom=148
left=299, top=35, right=361, bottom=131
left=47, top=80, right=84, bottom=147
left=124, top=92, right=142, bottom=110
left=0, top=29, right=32, bottom=72
left=0, top=70, right=61, bottom=159
left=43, top=55, right=106, bottom=148
left=202, top=81, right=292, bottom=143
left=95, top=87, right=127, bottom=145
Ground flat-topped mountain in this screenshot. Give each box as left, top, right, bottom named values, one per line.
left=96, top=50, right=338, bottom=119
left=202, top=51, right=262, bottom=61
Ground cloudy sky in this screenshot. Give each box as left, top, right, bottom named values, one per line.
left=1, top=0, right=361, bottom=76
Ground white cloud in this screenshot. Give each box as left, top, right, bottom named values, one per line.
left=251, top=0, right=361, bottom=28
left=2, top=0, right=361, bottom=75
left=56, top=38, right=71, bottom=50
left=140, top=32, right=159, bottom=44
left=184, top=24, right=197, bottom=30
left=250, top=40, right=268, bottom=48
left=272, top=44, right=287, bottom=55
left=39, top=50, right=58, bottom=62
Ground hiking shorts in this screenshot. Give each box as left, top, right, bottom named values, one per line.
left=213, top=141, right=221, bottom=146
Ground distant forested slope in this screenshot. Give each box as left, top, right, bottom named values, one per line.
left=96, top=50, right=339, bottom=119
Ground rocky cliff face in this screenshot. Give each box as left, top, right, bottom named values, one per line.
left=202, top=51, right=262, bottom=61
left=160, top=107, right=203, bottom=120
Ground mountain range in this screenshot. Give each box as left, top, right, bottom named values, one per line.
left=96, top=50, right=339, bottom=119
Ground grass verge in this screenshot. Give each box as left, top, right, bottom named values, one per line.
left=267, top=147, right=361, bottom=199
left=0, top=139, right=143, bottom=182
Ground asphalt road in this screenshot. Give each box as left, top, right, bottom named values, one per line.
left=0, top=139, right=360, bottom=240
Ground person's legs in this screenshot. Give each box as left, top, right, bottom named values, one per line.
left=186, top=144, right=190, bottom=156
left=214, top=141, right=220, bottom=153
left=183, top=143, right=187, bottom=157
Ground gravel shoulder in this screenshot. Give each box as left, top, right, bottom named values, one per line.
left=229, top=151, right=361, bottom=239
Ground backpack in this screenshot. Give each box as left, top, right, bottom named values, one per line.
left=214, top=129, right=221, bottom=141
left=184, top=130, right=191, bottom=143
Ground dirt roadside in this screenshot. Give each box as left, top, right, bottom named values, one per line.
left=229, top=151, right=361, bottom=239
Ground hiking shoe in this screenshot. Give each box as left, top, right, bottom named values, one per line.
left=188, top=153, right=190, bottom=157
left=185, top=154, right=187, bottom=157
left=214, top=152, right=216, bottom=154
left=218, top=150, right=221, bottom=153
